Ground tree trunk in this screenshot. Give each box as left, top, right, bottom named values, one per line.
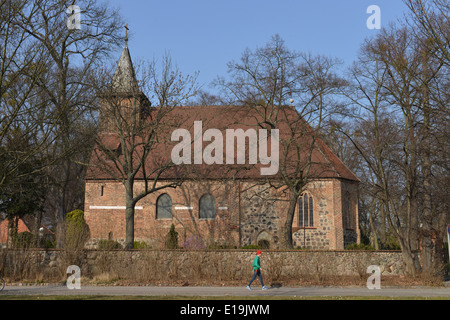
left=124, top=178, right=135, bottom=249
left=125, top=204, right=135, bottom=250
left=420, top=48, right=434, bottom=274
left=369, top=207, right=379, bottom=250
left=421, top=231, right=434, bottom=273
left=399, top=237, right=421, bottom=276
left=379, top=202, right=386, bottom=248
left=284, top=195, right=298, bottom=249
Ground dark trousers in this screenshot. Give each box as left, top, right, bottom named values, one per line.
left=248, top=269, right=264, bottom=287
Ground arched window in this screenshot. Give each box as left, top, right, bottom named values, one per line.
left=298, top=193, right=314, bottom=227
left=199, top=194, right=215, bottom=219
left=156, top=194, right=172, bottom=219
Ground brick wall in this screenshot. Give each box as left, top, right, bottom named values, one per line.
left=84, top=178, right=359, bottom=250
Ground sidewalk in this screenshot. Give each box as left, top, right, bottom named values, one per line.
left=2, top=285, right=449, bottom=298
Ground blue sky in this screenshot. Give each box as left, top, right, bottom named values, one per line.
left=107, top=0, right=409, bottom=91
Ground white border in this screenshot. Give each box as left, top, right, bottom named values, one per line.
left=175, top=206, right=193, bottom=210
left=89, top=206, right=143, bottom=210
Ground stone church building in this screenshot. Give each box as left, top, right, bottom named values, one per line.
left=84, top=41, right=360, bottom=250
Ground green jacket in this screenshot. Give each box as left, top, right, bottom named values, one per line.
left=252, top=255, right=261, bottom=270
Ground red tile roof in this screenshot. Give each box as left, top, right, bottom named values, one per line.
left=86, top=105, right=359, bottom=182
left=0, top=218, right=31, bottom=244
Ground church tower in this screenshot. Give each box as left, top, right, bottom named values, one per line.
left=99, top=26, right=151, bottom=133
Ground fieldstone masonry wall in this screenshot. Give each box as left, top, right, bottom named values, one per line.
left=1, top=249, right=412, bottom=283
left=240, top=184, right=281, bottom=248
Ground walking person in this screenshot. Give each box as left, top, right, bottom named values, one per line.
left=247, top=250, right=268, bottom=290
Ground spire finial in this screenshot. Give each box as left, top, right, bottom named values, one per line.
left=124, top=24, right=129, bottom=47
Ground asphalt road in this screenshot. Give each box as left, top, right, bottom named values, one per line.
left=1, top=285, right=449, bottom=298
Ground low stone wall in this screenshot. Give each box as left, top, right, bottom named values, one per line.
left=0, top=249, right=410, bottom=284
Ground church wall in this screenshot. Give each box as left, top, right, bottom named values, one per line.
left=84, top=178, right=359, bottom=250
left=85, top=180, right=242, bottom=248
left=289, top=179, right=350, bottom=250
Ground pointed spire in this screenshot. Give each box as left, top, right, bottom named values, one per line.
left=111, top=25, right=139, bottom=94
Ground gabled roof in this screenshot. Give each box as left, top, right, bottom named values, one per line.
left=0, top=218, right=30, bottom=244
left=90, top=45, right=358, bottom=183
left=87, top=105, right=359, bottom=183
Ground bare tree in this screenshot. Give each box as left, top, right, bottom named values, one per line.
left=404, top=0, right=450, bottom=274
left=339, top=21, right=449, bottom=275
left=0, top=0, right=73, bottom=239
left=373, top=27, right=448, bottom=276
left=404, top=0, right=450, bottom=66
left=0, top=0, right=51, bottom=188
left=92, top=50, right=200, bottom=249
left=13, top=0, right=124, bottom=245
left=215, top=35, right=346, bottom=248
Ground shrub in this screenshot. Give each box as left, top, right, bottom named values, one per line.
left=133, top=241, right=150, bottom=249
left=66, top=209, right=85, bottom=225
left=12, top=231, right=34, bottom=248
left=165, top=224, right=179, bottom=249
left=382, top=235, right=401, bottom=250
left=65, top=209, right=89, bottom=249
left=98, top=239, right=122, bottom=250
left=183, top=236, right=206, bottom=250
left=241, top=244, right=261, bottom=249
left=60, top=210, right=90, bottom=267
left=44, top=239, right=56, bottom=249
left=208, top=244, right=237, bottom=249
left=345, top=243, right=375, bottom=250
